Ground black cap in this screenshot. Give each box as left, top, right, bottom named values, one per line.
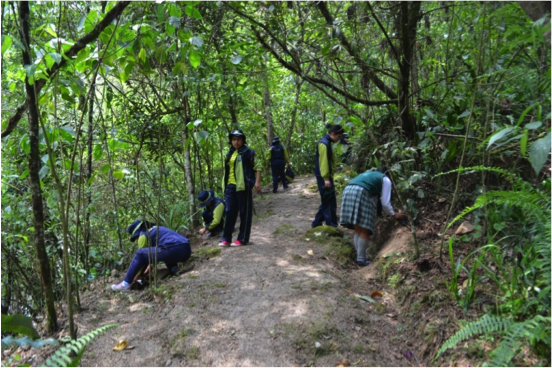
left=198, top=190, right=215, bottom=208
left=228, top=129, right=247, bottom=144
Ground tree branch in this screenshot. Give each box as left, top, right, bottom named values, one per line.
left=2, top=1, right=131, bottom=138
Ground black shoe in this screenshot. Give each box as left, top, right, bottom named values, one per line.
left=273, top=190, right=277, bottom=193
left=356, top=260, right=370, bottom=267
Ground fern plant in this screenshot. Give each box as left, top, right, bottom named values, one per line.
left=434, top=166, right=551, bottom=364
left=45, top=324, right=117, bottom=367
left=435, top=315, right=551, bottom=366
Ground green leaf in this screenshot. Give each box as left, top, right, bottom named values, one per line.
left=20, top=134, right=30, bottom=155
left=138, top=48, right=146, bottom=63
left=49, top=52, right=62, bottom=65
left=24, top=64, right=36, bottom=79
left=101, top=164, right=111, bottom=174
left=45, top=24, right=57, bottom=37
left=190, top=36, right=203, bottom=47
left=230, top=55, right=242, bottom=65
left=41, top=154, right=50, bottom=163
left=112, top=170, right=124, bottom=180
left=168, top=16, right=181, bottom=28
left=20, top=169, right=30, bottom=180
left=84, top=10, right=98, bottom=34
left=520, top=130, right=528, bottom=157
left=487, top=127, right=515, bottom=149
left=516, top=102, right=539, bottom=127
left=525, top=121, right=542, bottom=130
left=528, top=132, right=551, bottom=175
left=185, top=5, right=203, bottom=20
left=1, top=35, right=13, bottom=57
left=189, top=50, right=201, bottom=68
left=172, top=61, right=182, bottom=75
left=39, top=165, right=49, bottom=180
left=93, top=144, right=103, bottom=160
left=1, top=314, right=40, bottom=339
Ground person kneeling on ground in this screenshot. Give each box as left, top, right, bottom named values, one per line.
left=339, top=167, right=407, bottom=266
left=111, top=220, right=192, bottom=291
left=198, top=189, right=226, bottom=237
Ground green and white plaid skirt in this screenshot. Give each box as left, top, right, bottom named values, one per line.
left=340, top=185, right=377, bottom=232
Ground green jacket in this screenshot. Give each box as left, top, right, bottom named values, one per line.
left=224, top=146, right=263, bottom=191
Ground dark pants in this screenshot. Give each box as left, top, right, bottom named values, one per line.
left=271, top=161, right=287, bottom=192
left=123, top=243, right=191, bottom=284
left=312, top=175, right=338, bottom=228
left=222, top=184, right=253, bottom=244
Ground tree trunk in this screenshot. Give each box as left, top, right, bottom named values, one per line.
left=264, top=81, right=274, bottom=145
left=398, top=1, right=421, bottom=140
left=18, top=0, right=58, bottom=334
left=286, top=77, right=303, bottom=151
left=182, top=96, right=197, bottom=224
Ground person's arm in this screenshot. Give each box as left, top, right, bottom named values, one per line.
left=137, top=234, right=148, bottom=248
left=381, top=177, right=407, bottom=219
left=207, top=203, right=225, bottom=231
left=265, top=148, right=271, bottom=167
left=380, top=177, right=396, bottom=216
left=318, top=143, right=330, bottom=180
left=253, top=152, right=263, bottom=192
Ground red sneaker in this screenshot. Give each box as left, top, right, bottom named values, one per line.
left=230, top=240, right=244, bottom=247
left=218, top=241, right=230, bottom=247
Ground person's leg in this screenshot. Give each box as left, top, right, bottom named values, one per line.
left=236, top=189, right=253, bottom=244
left=354, top=225, right=373, bottom=265
left=328, top=183, right=338, bottom=227
left=222, top=185, right=238, bottom=243
left=271, top=164, right=279, bottom=193
left=160, top=243, right=192, bottom=273
left=279, top=164, right=288, bottom=189
left=123, top=248, right=153, bottom=284
left=353, top=232, right=359, bottom=254
left=312, top=176, right=329, bottom=228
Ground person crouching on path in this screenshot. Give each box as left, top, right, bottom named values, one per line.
left=266, top=136, right=291, bottom=193
left=312, top=123, right=344, bottom=228
left=340, top=167, right=407, bottom=266
left=111, top=220, right=192, bottom=291
left=198, top=189, right=226, bottom=237
left=218, top=129, right=263, bottom=247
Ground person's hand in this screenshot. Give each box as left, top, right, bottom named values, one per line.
left=199, top=228, right=206, bottom=235
left=324, top=180, right=331, bottom=188
left=393, top=211, right=407, bottom=220
left=255, top=182, right=261, bottom=193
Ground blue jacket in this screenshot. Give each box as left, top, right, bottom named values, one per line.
left=270, top=144, right=286, bottom=163
left=314, top=134, right=334, bottom=178
left=140, top=226, right=189, bottom=250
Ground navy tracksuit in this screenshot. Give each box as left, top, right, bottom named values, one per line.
left=222, top=146, right=257, bottom=244
left=312, top=134, right=338, bottom=228
left=270, top=144, right=288, bottom=193
left=123, top=226, right=191, bottom=284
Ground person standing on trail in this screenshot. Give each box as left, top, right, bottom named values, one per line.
left=111, top=220, right=192, bottom=291
left=339, top=167, right=407, bottom=266
left=198, top=189, right=226, bottom=237
left=266, top=136, right=291, bottom=193
left=218, top=129, right=263, bottom=247
left=312, top=123, right=344, bottom=228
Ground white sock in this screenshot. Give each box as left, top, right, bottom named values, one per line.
left=357, top=237, right=368, bottom=262
left=354, top=233, right=359, bottom=253
left=122, top=280, right=130, bottom=287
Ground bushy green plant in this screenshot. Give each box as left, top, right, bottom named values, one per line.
left=436, top=166, right=551, bottom=364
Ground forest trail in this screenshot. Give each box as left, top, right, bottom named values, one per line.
left=77, top=175, right=415, bottom=367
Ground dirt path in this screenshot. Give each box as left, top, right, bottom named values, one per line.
left=77, top=175, right=416, bottom=367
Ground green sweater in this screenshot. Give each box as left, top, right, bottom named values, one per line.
left=348, top=170, right=385, bottom=196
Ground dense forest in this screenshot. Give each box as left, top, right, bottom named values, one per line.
left=1, top=1, right=550, bottom=366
